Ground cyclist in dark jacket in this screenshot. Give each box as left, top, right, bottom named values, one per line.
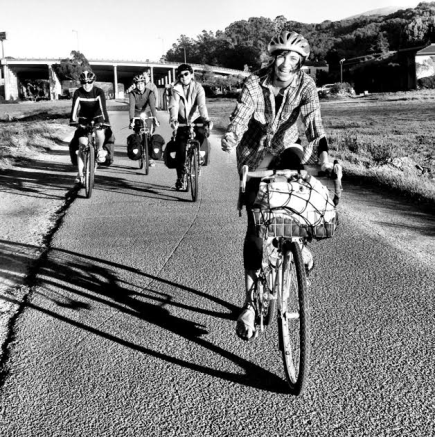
left=70, top=70, right=110, bottom=184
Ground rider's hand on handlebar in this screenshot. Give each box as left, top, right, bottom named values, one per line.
left=154, top=118, right=160, bottom=127
left=221, top=132, right=237, bottom=153
left=170, top=119, right=178, bottom=130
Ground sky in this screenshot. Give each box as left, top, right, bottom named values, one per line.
left=0, top=0, right=421, bottom=62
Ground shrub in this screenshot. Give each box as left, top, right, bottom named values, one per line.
left=417, top=75, right=435, bottom=89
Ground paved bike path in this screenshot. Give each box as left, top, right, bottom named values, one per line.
left=0, top=112, right=434, bottom=436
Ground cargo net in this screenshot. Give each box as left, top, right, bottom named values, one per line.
left=252, top=177, right=337, bottom=239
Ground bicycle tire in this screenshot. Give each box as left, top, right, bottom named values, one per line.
left=85, top=146, right=95, bottom=199
left=263, top=268, right=276, bottom=326
left=143, top=134, right=149, bottom=176
left=190, top=146, right=199, bottom=202
left=279, top=241, right=309, bottom=395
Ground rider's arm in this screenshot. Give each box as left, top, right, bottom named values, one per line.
left=195, top=83, right=209, bottom=121
left=99, top=88, right=110, bottom=124
left=223, top=77, right=256, bottom=149
left=168, top=88, right=180, bottom=124
left=147, top=90, right=158, bottom=119
left=128, top=92, right=136, bottom=121
left=69, top=89, right=80, bottom=123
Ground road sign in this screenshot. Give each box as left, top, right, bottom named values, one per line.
left=0, top=32, right=7, bottom=41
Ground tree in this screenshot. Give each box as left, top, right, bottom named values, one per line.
left=52, top=51, right=91, bottom=81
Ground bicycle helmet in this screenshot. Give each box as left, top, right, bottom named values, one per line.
left=79, top=70, right=96, bottom=84
left=268, top=31, right=310, bottom=60
left=133, top=74, right=147, bottom=83
left=176, top=63, right=193, bottom=76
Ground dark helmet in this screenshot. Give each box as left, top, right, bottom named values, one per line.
left=133, top=74, right=146, bottom=83
left=176, top=63, right=193, bottom=77
left=79, top=70, right=96, bottom=84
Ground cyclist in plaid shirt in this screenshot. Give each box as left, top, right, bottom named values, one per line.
left=222, top=30, right=342, bottom=341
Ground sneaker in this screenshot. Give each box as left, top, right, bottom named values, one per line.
left=236, top=303, right=256, bottom=341
left=302, top=245, right=314, bottom=274
left=97, top=150, right=107, bottom=163
left=149, top=159, right=156, bottom=167
left=74, top=173, right=84, bottom=186
left=171, top=179, right=183, bottom=191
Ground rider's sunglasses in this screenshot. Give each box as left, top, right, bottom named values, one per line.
left=178, top=72, right=190, bottom=78
left=81, top=80, right=94, bottom=84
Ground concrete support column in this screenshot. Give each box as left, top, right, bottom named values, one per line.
left=172, top=68, right=176, bottom=83
left=48, top=64, right=61, bottom=100
left=113, top=65, right=119, bottom=99
left=2, top=63, right=18, bottom=101
left=150, top=66, right=154, bottom=82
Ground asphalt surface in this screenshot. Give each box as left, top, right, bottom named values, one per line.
left=0, top=112, right=434, bottom=436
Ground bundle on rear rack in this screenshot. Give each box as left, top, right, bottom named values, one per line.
left=252, top=174, right=337, bottom=240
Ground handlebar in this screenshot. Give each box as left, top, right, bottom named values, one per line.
left=70, top=121, right=110, bottom=130
left=132, top=115, right=157, bottom=122
left=240, top=165, right=308, bottom=193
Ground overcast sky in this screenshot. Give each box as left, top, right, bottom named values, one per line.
left=1, top=0, right=420, bottom=62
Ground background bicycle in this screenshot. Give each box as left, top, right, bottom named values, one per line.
left=130, top=113, right=157, bottom=176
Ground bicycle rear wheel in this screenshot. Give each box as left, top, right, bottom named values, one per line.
left=189, top=146, right=199, bottom=202
left=143, top=135, right=149, bottom=175
left=84, top=146, right=95, bottom=199
left=279, top=241, right=309, bottom=395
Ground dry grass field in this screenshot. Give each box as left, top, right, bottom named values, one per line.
left=209, top=93, right=435, bottom=204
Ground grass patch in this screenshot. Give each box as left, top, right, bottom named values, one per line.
left=0, top=120, right=70, bottom=169
left=207, top=93, right=435, bottom=205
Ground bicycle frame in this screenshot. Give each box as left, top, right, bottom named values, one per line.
left=242, top=164, right=311, bottom=394
left=132, top=113, right=156, bottom=175
left=173, top=123, right=204, bottom=201
left=76, top=121, right=108, bottom=199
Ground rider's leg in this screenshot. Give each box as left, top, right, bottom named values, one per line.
left=95, top=129, right=106, bottom=162
left=236, top=178, right=262, bottom=340
left=75, top=137, right=87, bottom=183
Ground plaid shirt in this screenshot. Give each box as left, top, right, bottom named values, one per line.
left=226, top=69, right=326, bottom=174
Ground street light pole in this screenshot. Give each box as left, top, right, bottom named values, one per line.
left=72, top=30, right=79, bottom=52
left=183, top=46, right=186, bottom=63
left=340, top=58, right=346, bottom=83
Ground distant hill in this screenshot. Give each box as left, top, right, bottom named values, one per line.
left=345, top=5, right=414, bottom=19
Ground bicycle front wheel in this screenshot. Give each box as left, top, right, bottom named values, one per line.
left=84, top=146, right=95, bottom=199
left=279, top=241, right=309, bottom=395
left=189, top=146, right=199, bottom=202
left=143, top=135, right=149, bottom=175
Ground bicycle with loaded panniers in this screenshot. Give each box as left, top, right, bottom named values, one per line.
left=172, top=122, right=207, bottom=202
left=240, top=164, right=338, bottom=395
left=72, top=120, right=110, bottom=199
left=131, top=113, right=157, bottom=175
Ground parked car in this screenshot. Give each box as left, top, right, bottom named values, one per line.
left=318, top=84, right=335, bottom=94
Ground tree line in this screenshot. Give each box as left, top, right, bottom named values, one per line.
left=165, top=2, right=435, bottom=72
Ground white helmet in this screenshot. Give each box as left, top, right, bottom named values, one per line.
left=268, top=31, right=310, bottom=60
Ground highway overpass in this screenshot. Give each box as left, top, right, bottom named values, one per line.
left=0, top=57, right=249, bottom=101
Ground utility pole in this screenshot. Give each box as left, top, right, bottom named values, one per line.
left=183, top=46, right=187, bottom=63
left=340, top=58, right=346, bottom=83
left=72, top=30, right=79, bottom=52
left=0, top=32, right=6, bottom=59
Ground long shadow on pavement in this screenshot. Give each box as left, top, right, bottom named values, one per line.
left=0, top=240, right=290, bottom=394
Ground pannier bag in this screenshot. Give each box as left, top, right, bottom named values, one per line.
left=253, top=175, right=337, bottom=239
left=127, top=133, right=142, bottom=161
left=101, top=128, right=115, bottom=166
left=163, top=139, right=178, bottom=169
left=200, top=138, right=211, bottom=166
left=150, top=134, right=165, bottom=160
